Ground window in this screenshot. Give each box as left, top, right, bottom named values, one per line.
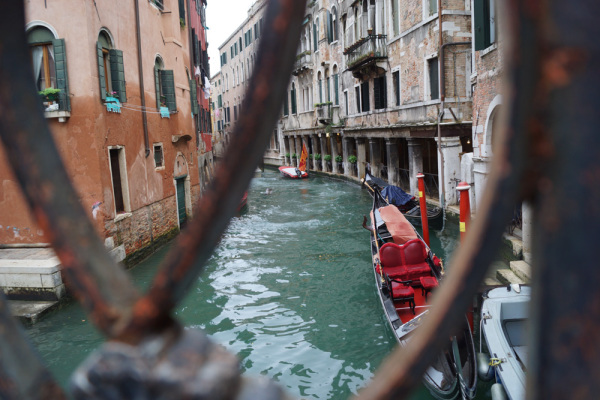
left=428, top=57, right=439, bottom=100
left=234, top=42, right=238, bottom=56
left=291, top=83, right=297, bottom=114
left=221, top=52, right=227, bottom=66
left=391, top=0, right=399, bottom=36
left=254, top=23, right=259, bottom=40
left=333, top=67, right=339, bottom=105
left=355, top=86, right=361, bottom=114
left=239, top=37, right=242, bottom=51
left=97, top=30, right=126, bottom=103
left=393, top=70, right=401, bottom=106
left=234, top=105, right=238, bottom=121
left=344, top=90, right=349, bottom=115
left=327, top=11, right=333, bottom=44
left=218, top=94, right=222, bottom=108
left=189, top=78, right=199, bottom=115
left=325, top=69, right=331, bottom=102
left=332, top=7, right=338, bottom=42
left=178, top=0, right=185, bottom=22
left=427, top=0, right=438, bottom=16
left=154, top=144, right=164, bottom=168
left=154, top=56, right=176, bottom=111
left=152, top=0, right=164, bottom=11
left=374, top=75, right=387, bottom=110
left=109, top=147, right=130, bottom=215
left=313, top=19, right=319, bottom=51
left=231, top=46, right=234, bottom=59
left=283, top=92, right=289, bottom=116
left=27, top=25, right=71, bottom=111
left=474, top=0, right=497, bottom=50
left=361, top=81, right=370, bottom=112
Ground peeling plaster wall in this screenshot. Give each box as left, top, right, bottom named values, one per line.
left=0, top=0, right=200, bottom=252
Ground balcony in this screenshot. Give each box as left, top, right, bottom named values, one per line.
left=315, top=102, right=332, bottom=125
left=343, top=34, right=388, bottom=78
left=292, top=51, right=313, bottom=76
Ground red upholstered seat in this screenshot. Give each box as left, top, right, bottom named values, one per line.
left=419, top=276, right=439, bottom=299
left=391, top=282, right=415, bottom=314
left=379, top=240, right=432, bottom=283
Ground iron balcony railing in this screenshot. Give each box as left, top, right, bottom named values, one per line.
left=344, top=34, right=387, bottom=70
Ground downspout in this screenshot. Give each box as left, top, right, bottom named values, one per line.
left=134, top=0, right=150, bottom=157
left=436, top=0, right=444, bottom=211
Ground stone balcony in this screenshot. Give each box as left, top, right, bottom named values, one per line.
left=344, top=34, right=388, bottom=78
left=292, top=51, right=313, bottom=76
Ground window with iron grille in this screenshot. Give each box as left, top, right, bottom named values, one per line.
left=154, top=144, right=164, bottom=168
left=152, top=0, right=164, bottom=11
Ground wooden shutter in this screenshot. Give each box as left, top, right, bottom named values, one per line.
left=189, top=79, right=199, bottom=115
left=52, top=38, right=70, bottom=111
left=291, top=88, right=297, bottom=114
left=161, top=69, right=177, bottom=112
left=109, top=49, right=127, bottom=103
left=361, top=81, right=370, bottom=112
left=179, top=0, right=185, bottom=21
left=474, top=0, right=489, bottom=51
left=313, top=23, right=318, bottom=51
left=327, top=11, right=333, bottom=44
left=429, top=59, right=439, bottom=100
left=334, top=74, right=339, bottom=105
left=374, top=77, right=382, bottom=109
left=97, top=42, right=106, bottom=101
left=327, top=78, right=331, bottom=102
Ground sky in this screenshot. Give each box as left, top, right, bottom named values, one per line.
left=206, top=0, right=257, bottom=77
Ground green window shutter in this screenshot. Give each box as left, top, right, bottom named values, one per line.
left=327, top=78, right=331, bottom=102
left=474, top=0, right=489, bottom=51
left=52, top=38, right=70, bottom=112
left=161, top=69, right=177, bottom=112
left=189, top=79, right=199, bottom=115
left=334, top=74, right=339, bottom=105
left=109, top=49, right=127, bottom=103
left=97, top=42, right=106, bottom=101
left=218, top=94, right=222, bottom=108
left=327, top=11, right=333, bottom=44
left=313, top=23, right=317, bottom=51
left=179, top=0, right=185, bottom=21
left=319, top=79, right=323, bottom=103
left=154, top=66, right=161, bottom=108
left=291, top=89, right=296, bottom=114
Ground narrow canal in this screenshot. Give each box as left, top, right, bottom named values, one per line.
left=26, top=169, right=472, bottom=399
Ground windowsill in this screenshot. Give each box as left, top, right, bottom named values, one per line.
left=44, top=110, right=70, bottom=122
left=155, top=166, right=165, bottom=171
left=480, top=43, right=498, bottom=57
left=114, top=212, right=132, bottom=222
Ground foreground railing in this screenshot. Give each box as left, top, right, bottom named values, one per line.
left=0, top=0, right=599, bottom=399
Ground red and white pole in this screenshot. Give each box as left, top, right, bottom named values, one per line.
left=457, top=182, right=471, bottom=242
left=416, top=173, right=430, bottom=246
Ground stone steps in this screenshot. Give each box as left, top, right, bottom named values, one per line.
left=496, top=268, right=527, bottom=285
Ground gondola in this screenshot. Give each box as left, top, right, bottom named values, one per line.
left=364, top=172, right=444, bottom=230
left=364, top=182, right=477, bottom=400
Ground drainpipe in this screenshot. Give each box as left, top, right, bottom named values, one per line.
left=134, top=0, right=150, bottom=157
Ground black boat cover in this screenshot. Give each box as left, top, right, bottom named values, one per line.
left=382, top=185, right=415, bottom=207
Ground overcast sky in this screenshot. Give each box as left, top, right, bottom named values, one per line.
left=206, top=0, right=256, bottom=77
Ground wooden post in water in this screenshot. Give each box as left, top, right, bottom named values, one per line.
left=457, top=182, right=471, bottom=242
left=416, top=173, right=430, bottom=246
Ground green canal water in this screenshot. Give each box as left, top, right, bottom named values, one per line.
left=25, top=169, right=475, bottom=399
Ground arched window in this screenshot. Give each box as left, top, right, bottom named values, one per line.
left=96, top=30, right=127, bottom=102
left=27, top=25, right=57, bottom=91
left=154, top=56, right=176, bottom=111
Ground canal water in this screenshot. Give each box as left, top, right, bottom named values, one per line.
left=25, top=169, right=474, bottom=400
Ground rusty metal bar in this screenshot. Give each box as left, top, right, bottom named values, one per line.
left=0, top=293, right=66, bottom=399
left=119, top=0, right=307, bottom=341
left=0, top=2, right=139, bottom=338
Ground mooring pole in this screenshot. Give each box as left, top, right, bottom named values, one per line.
left=457, top=182, right=471, bottom=242
left=417, top=173, right=430, bottom=246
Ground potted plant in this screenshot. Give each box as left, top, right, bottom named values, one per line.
left=348, top=155, right=358, bottom=175
left=39, top=88, right=61, bottom=105
left=324, top=154, right=332, bottom=171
